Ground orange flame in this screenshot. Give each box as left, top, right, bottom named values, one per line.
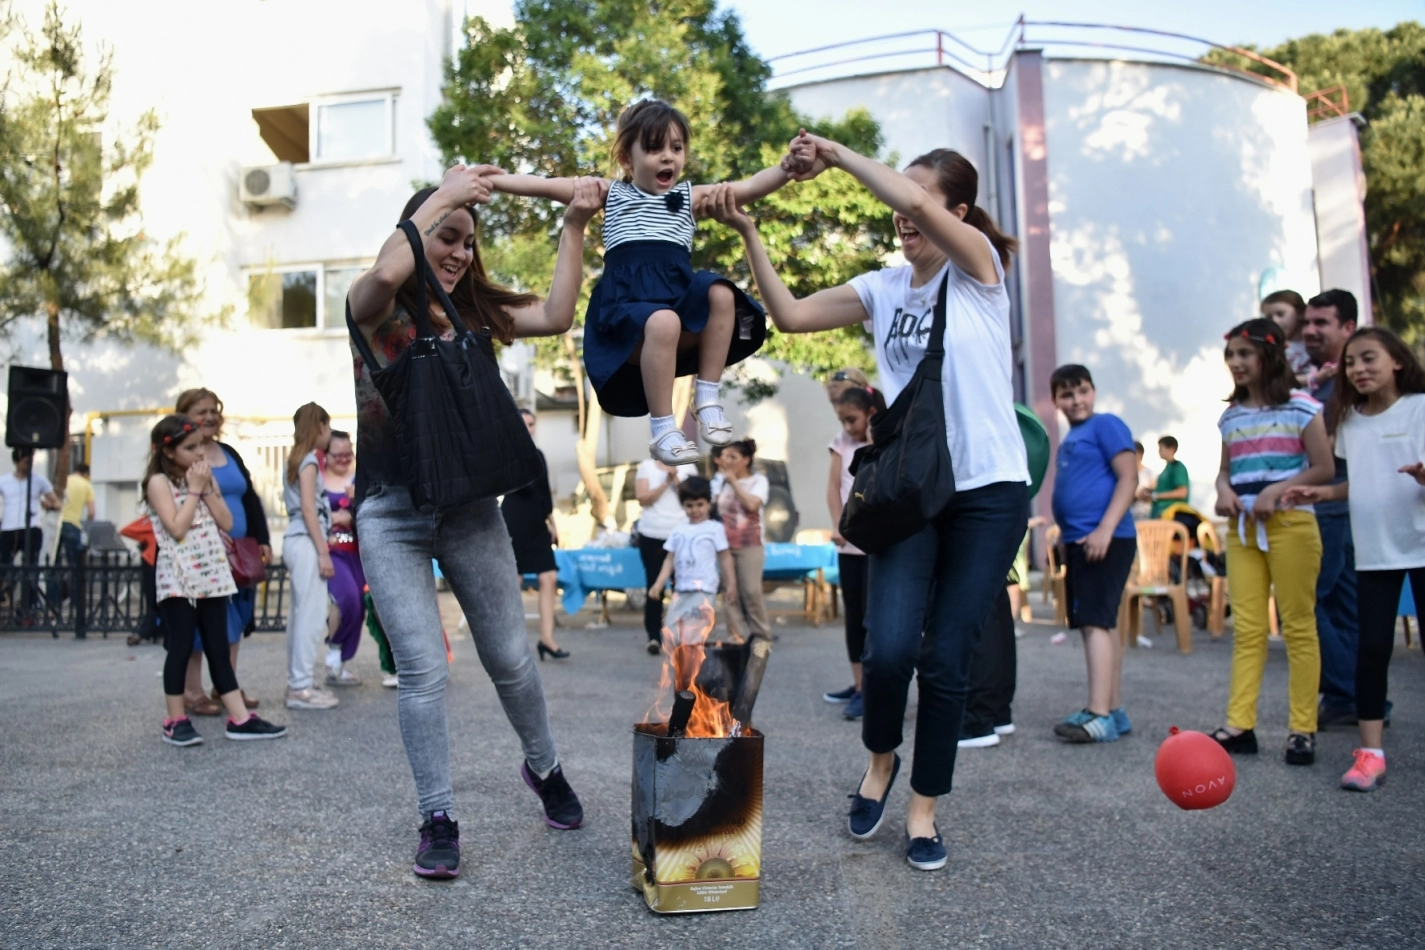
left=643, top=599, right=738, bottom=739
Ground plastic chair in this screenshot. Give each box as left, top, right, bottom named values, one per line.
left=1119, top=520, right=1193, bottom=654
left=1197, top=521, right=1228, bottom=640
left=1044, top=524, right=1068, bottom=626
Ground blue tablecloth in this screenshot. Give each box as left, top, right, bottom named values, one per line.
left=1403, top=577, right=1416, bottom=619
left=551, top=548, right=647, bottom=615
left=763, top=542, right=838, bottom=579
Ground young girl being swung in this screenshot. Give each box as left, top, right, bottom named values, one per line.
left=147, top=415, right=287, bottom=746
left=1284, top=327, right=1425, bottom=791
left=489, top=99, right=795, bottom=464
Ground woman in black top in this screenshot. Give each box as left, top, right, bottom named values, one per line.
left=501, top=409, right=566, bottom=659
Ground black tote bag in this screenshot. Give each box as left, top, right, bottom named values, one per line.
left=838, top=273, right=956, bottom=553
left=346, top=220, right=542, bottom=512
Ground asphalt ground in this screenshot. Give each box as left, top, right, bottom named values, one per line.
left=2, top=591, right=1423, bottom=949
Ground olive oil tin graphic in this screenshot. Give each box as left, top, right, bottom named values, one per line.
left=631, top=723, right=764, bottom=913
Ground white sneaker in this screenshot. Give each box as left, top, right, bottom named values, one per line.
left=1050, top=631, right=1068, bottom=645
left=957, top=733, right=1001, bottom=749
left=285, top=687, right=340, bottom=710
left=381, top=674, right=399, bottom=688
left=325, top=666, right=362, bottom=687
left=993, top=723, right=1016, bottom=736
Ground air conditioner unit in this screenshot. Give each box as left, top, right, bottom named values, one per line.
left=240, top=162, right=296, bottom=209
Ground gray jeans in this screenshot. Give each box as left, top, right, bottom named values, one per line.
left=357, top=483, right=557, bottom=817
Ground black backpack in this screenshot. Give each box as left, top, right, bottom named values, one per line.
left=346, top=220, right=542, bottom=512
left=839, top=273, right=956, bottom=553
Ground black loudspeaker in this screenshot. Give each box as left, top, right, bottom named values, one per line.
left=6, top=366, right=69, bottom=450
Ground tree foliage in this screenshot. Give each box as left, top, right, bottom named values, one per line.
left=427, top=0, right=894, bottom=381
left=1209, top=22, right=1425, bottom=337
left=0, top=0, right=210, bottom=368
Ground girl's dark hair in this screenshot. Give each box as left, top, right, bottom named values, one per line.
left=907, top=149, right=1017, bottom=269
left=1330, top=326, right=1425, bottom=431
left=1260, top=289, right=1306, bottom=315
left=1224, top=318, right=1296, bottom=406
left=145, top=414, right=201, bottom=484
left=835, top=386, right=887, bottom=415
left=329, top=429, right=351, bottom=443
left=396, top=188, right=538, bottom=345
left=612, top=100, right=691, bottom=183
left=724, top=439, right=757, bottom=464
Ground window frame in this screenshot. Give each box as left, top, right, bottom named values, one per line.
left=306, top=90, right=397, bottom=167
left=246, top=261, right=372, bottom=333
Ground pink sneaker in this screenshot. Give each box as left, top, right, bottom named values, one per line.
left=1340, top=749, right=1386, bottom=792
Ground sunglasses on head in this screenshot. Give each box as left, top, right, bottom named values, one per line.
left=831, top=371, right=852, bottom=382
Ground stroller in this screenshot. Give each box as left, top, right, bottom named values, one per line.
left=1156, top=503, right=1226, bottom=631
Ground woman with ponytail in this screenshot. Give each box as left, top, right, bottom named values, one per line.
left=704, top=134, right=1029, bottom=872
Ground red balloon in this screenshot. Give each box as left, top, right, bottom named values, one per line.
left=1155, top=727, right=1236, bottom=810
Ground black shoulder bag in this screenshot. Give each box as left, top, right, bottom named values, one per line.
left=838, top=273, right=956, bottom=553
left=346, top=220, right=542, bottom=512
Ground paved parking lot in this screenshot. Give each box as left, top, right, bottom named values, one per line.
left=3, top=596, right=1423, bottom=949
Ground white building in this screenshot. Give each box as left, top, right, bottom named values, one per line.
left=1, top=8, right=1370, bottom=536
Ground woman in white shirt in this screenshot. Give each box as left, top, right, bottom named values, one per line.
left=634, top=458, right=696, bottom=653
left=706, top=133, right=1030, bottom=872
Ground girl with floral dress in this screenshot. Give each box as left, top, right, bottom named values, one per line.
left=148, top=414, right=287, bottom=746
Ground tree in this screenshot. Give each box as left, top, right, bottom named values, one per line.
left=1209, top=22, right=1425, bottom=338
left=0, top=0, right=210, bottom=478
left=429, top=0, right=894, bottom=520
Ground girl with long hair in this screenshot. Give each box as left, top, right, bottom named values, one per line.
left=822, top=385, right=885, bottom=721
left=346, top=165, right=601, bottom=879
left=706, top=133, right=1030, bottom=872
left=1210, top=318, right=1333, bottom=765
left=1285, top=327, right=1425, bottom=790
left=146, top=415, right=286, bottom=746
left=321, top=429, right=365, bottom=685
left=283, top=403, right=337, bottom=710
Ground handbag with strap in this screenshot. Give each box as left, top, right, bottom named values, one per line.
left=839, top=273, right=956, bottom=554
left=346, top=219, right=542, bottom=511
left=223, top=534, right=267, bottom=588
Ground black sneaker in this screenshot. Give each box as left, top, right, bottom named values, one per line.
left=414, top=812, right=460, bottom=879
left=1285, top=732, right=1315, bottom=766
left=162, top=718, right=203, bottom=747
left=225, top=715, right=289, bottom=741
left=1317, top=704, right=1357, bottom=730
left=1210, top=727, right=1258, bottom=755
left=521, top=762, right=584, bottom=829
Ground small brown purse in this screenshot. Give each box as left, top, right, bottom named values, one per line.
left=223, top=534, right=267, bottom=588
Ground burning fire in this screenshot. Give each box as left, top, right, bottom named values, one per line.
left=644, top=600, right=738, bottom=739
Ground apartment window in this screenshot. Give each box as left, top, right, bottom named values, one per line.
left=251, top=92, right=396, bottom=166
left=249, top=264, right=368, bottom=330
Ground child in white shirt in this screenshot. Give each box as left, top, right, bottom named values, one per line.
left=647, top=476, right=737, bottom=647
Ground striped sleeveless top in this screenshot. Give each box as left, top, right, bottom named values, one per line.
left=1218, top=391, right=1322, bottom=509
left=602, top=180, right=695, bottom=252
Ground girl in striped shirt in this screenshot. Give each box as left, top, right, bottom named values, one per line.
left=490, top=100, right=799, bottom=464
left=1210, top=318, right=1333, bottom=766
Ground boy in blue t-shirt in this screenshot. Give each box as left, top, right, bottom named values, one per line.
left=1049, top=365, right=1140, bottom=743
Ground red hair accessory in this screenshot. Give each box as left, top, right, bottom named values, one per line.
left=161, top=422, right=196, bottom=444
left=1224, top=329, right=1279, bottom=346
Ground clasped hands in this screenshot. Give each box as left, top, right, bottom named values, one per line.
left=696, top=129, right=836, bottom=226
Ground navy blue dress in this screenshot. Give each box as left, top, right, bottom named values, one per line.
left=584, top=180, right=765, bottom=417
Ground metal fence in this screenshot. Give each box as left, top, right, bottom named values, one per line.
left=0, top=557, right=292, bottom=638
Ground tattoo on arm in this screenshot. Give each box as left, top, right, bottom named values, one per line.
left=423, top=211, right=450, bottom=237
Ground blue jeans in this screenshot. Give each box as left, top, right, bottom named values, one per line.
left=58, top=523, right=85, bottom=567
left=357, top=483, right=557, bottom=817
left=1314, top=512, right=1358, bottom=710
left=862, top=481, right=1028, bottom=797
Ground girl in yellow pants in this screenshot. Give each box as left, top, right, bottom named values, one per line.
left=1211, top=319, right=1333, bottom=765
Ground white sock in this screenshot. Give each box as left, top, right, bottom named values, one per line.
left=1362, top=748, right=1384, bottom=757
left=695, top=379, right=726, bottom=425
left=650, top=414, right=677, bottom=439
left=326, top=647, right=342, bottom=671
left=533, top=761, right=555, bottom=781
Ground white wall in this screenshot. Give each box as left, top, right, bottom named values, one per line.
left=785, top=67, right=991, bottom=171
left=1308, top=115, right=1373, bottom=317
left=1041, top=59, right=1320, bottom=506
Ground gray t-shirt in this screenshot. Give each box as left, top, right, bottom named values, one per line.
left=284, top=450, right=332, bottom=538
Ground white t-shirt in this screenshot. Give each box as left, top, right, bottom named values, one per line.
left=663, top=519, right=729, bottom=592
left=829, top=430, right=868, bottom=555
left=634, top=459, right=697, bottom=539
left=849, top=238, right=1030, bottom=492
left=0, top=472, right=53, bottom=531
left=1335, top=393, right=1425, bottom=570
